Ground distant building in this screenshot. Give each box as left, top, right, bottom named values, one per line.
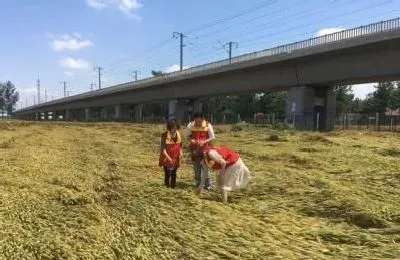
left=385, top=109, right=400, bottom=116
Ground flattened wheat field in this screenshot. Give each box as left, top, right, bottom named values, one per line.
left=1, top=121, right=399, bottom=259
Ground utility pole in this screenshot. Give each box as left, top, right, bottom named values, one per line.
left=60, top=81, right=67, bottom=98
left=94, top=66, right=103, bottom=89
left=223, top=41, right=239, bottom=64
left=173, top=32, right=186, bottom=71
left=37, top=79, right=41, bottom=104
left=131, top=70, right=140, bottom=81
left=45, top=89, right=47, bottom=102
left=90, top=83, right=96, bottom=91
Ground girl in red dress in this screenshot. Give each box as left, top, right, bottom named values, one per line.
left=159, top=119, right=182, bottom=188
left=201, top=146, right=251, bottom=202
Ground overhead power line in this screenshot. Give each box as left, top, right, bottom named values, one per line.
left=104, top=38, right=174, bottom=73
left=223, top=41, right=239, bottom=63
left=77, top=0, right=396, bottom=95
left=36, top=79, right=40, bottom=104
left=131, top=70, right=141, bottom=81
left=183, top=0, right=278, bottom=34
left=238, top=9, right=400, bottom=50
left=236, top=0, right=392, bottom=47
left=94, top=66, right=103, bottom=89
left=60, top=81, right=67, bottom=98
left=191, top=0, right=360, bottom=47
left=173, top=32, right=187, bottom=71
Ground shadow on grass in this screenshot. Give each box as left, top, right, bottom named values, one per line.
left=301, top=191, right=388, bottom=229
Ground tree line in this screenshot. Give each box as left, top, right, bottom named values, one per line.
left=0, top=81, right=19, bottom=115
left=336, top=82, right=400, bottom=115
left=2, top=78, right=400, bottom=118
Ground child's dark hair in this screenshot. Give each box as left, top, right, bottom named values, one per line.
left=193, top=112, right=204, bottom=119
left=166, top=118, right=180, bottom=131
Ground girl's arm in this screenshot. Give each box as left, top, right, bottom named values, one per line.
left=163, top=148, right=173, bottom=162
left=199, top=123, right=216, bottom=146
left=208, top=150, right=226, bottom=170
left=160, top=133, right=173, bottom=162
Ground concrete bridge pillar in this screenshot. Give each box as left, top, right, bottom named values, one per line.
left=51, top=112, right=57, bottom=121
left=54, top=111, right=60, bottom=121
left=134, top=104, right=143, bottom=123
left=168, top=99, right=186, bottom=122
left=324, top=87, right=336, bottom=131
left=286, top=86, right=336, bottom=131
left=101, top=107, right=108, bottom=121
left=45, top=112, right=49, bottom=120
left=114, top=105, right=121, bottom=121
left=193, top=100, right=203, bottom=113
left=85, top=108, right=91, bottom=122
left=65, top=110, right=71, bottom=121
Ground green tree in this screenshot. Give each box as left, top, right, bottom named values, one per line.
left=334, top=85, right=354, bottom=114
left=350, top=98, right=364, bottom=113
left=143, top=102, right=167, bottom=118
left=258, top=91, right=287, bottom=116
left=151, top=70, right=163, bottom=77
left=0, top=81, right=19, bottom=114
left=369, top=82, right=395, bottom=114
left=234, top=93, right=257, bottom=118
left=388, top=82, right=400, bottom=112
left=200, top=91, right=286, bottom=121
left=361, top=93, right=377, bottom=114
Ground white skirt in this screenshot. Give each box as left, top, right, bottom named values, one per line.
left=217, top=158, right=251, bottom=191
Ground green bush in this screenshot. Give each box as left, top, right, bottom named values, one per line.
left=267, top=135, right=280, bottom=142
left=231, top=124, right=244, bottom=132
left=0, top=141, right=10, bottom=148
left=273, top=123, right=292, bottom=131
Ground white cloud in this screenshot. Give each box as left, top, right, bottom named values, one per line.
left=64, top=71, right=75, bottom=77
left=18, top=86, right=37, bottom=95
left=73, top=32, right=82, bottom=39
left=165, top=64, right=188, bottom=73
left=50, top=34, right=93, bottom=52
left=315, top=27, right=345, bottom=37
left=85, top=0, right=142, bottom=18
left=86, top=0, right=107, bottom=9
left=60, top=57, right=90, bottom=70
left=352, top=83, right=376, bottom=99
left=118, top=0, right=142, bottom=13
left=16, top=86, right=39, bottom=107
left=102, top=75, right=113, bottom=83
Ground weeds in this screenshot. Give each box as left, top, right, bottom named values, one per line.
left=377, top=148, right=400, bottom=157
left=0, top=137, right=15, bottom=149
left=267, top=134, right=281, bottom=142
left=1, top=122, right=399, bottom=259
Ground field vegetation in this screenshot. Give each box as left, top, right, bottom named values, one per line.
left=1, top=121, right=399, bottom=259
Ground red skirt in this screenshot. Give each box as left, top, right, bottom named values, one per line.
left=159, top=143, right=181, bottom=168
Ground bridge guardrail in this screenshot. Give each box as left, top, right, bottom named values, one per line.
left=16, top=17, right=400, bottom=112
left=90, top=17, right=400, bottom=90
left=161, top=17, right=400, bottom=79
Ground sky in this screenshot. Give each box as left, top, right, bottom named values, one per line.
left=1, top=0, right=399, bottom=109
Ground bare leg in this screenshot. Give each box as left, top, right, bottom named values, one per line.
left=221, top=190, right=228, bottom=203
left=197, top=186, right=204, bottom=196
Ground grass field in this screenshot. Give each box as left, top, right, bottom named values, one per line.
left=1, top=121, right=399, bottom=260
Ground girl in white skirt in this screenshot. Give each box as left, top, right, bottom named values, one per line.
left=200, top=146, right=251, bottom=202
